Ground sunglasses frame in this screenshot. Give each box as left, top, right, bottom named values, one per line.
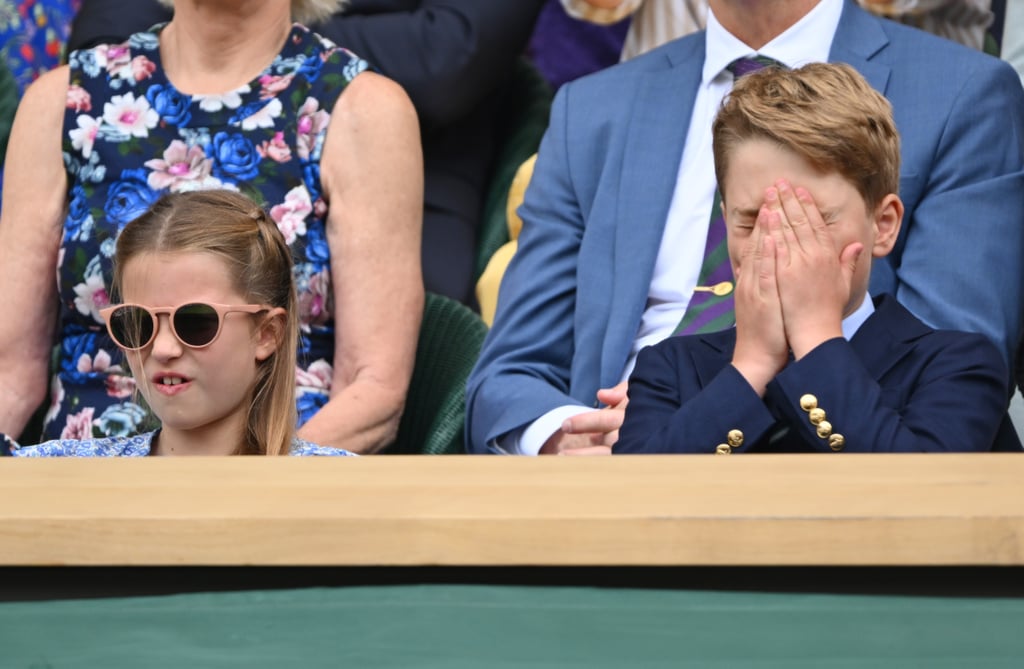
left=98, top=302, right=268, bottom=351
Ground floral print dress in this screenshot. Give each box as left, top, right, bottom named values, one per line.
left=3, top=431, right=356, bottom=457
left=43, top=23, right=369, bottom=442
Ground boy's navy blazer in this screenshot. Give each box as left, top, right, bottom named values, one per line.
left=615, top=296, right=1020, bottom=454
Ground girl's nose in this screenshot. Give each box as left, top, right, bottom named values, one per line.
left=149, top=314, right=183, bottom=360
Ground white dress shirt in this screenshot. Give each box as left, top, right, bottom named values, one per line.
left=503, top=0, right=845, bottom=455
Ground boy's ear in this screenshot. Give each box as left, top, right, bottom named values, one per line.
left=254, top=307, right=286, bottom=362
left=872, top=193, right=903, bottom=257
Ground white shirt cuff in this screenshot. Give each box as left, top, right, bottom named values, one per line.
left=491, top=405, right=594, bottom=455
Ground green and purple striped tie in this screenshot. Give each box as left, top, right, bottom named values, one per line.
left=673, top=55, right=784, bottom=336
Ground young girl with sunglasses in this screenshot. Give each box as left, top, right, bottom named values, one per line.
left=3, top=190, right=353, bottom=457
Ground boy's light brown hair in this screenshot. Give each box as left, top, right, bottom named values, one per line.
left=712, top=62, right=900, bottom=209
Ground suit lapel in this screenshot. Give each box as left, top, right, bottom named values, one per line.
left=601, top=36, right=706, bottom=386
left=829, top=0, right=892, bottom=95
left=851, top=295, right=931, bottom=380
left=691, top=330, right=735, bottom=389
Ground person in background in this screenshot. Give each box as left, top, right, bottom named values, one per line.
left=0, top=0, right=82, bottom=209
left=859, top=0, right=993, bottom=51
left=1002, top=0, right=1024, bottom=84
left=616, top=63, right=1015, bottom=454
left=0, top=0, right=423, bottom=453
left=466, top=0, right=1024, bottom=456
left=561, top=0, right=991, bottom=61
left=560, top=0, right=705, bottom=61
left=528, top=0, right=630, bottom=90
left=3, top=190, right=355, bottom=457
left=67, top=0, right=547, bottom=307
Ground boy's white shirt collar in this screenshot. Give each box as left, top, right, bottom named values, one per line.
left=703, top=0, right=844, bottom=85
left=842, top=293, right=875, bottom=341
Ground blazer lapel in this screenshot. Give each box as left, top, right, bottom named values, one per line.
left=691, top=330, right=736, bottom=389
left=850, top=295, right=931, bottom=380
left=601, top=36, right=706, bottom=386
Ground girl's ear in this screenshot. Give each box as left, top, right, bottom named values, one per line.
left=254, top=307, right=287, bottom=362
left=872, top=193, right=903, bottom=257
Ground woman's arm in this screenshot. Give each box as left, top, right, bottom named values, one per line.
left=296, top=71, right=424, bottom=454
left=0, top=66, right=69, bottom=437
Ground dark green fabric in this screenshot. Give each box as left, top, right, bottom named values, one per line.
left=475, top=58, right=553, bottom=281
left=2, top=584, right=1023, bottom=667
left=388, top=292, right=488, bottom=454
left=0, top=56, right=18, bottom=168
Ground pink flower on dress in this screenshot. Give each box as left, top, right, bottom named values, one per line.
left=60, top=407, right=96, bottom=441
left=295, top=97, right=330, bottom=160
left=295, top=360, right=333, bottom=391
left=145, top=140, right=215, bottom=191
left=129, top=55, right=157, bottom=82
left=72, top=271, right=110, bottom=324
left=66, top=85, right=92, bottom=112
left=298, top=267, right=332, bottom=328
left=103, top=92, right=159, bottom=138
left=270, top=186, right=312, bottom=244
left=105, top=374, right=137, bottom=399
left=258, top=73, right=294, bottom=99
left=96, top=43, right=131, bottom=77
left=257, top=131, right=292, bottom=163
left=77, top=349, right=113, bottom=375
left=69, top=115, right=102, bottom=158
left=313, top=197, right=327, bottom=219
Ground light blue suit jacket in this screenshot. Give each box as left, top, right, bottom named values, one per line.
left=466, top=0, right=1024, bottom=453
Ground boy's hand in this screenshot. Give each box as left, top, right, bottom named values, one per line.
left=731, top=204, right=788, bottom=396
left=539, top=381, right=627, bottom=455
left=767, top=181, right=863, bottom=359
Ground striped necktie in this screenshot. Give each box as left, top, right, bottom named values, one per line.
left=673, top=55, right=785, bottom=336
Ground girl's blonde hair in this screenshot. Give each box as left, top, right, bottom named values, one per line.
left=159, top=0, right=348, bottom=25
left=113, top=190, right=299, bottom=456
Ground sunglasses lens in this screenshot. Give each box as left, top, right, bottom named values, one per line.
left=174, top=303, right=221, bottom=347
left=108, top=306, right=154, bottom=349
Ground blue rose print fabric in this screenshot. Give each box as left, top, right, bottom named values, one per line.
left=3, top=430, right=356, bottom=456
left=40, top=23, right=369, bottom=442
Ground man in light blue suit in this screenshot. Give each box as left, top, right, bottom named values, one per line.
left=467, top=0, right=1024, bottom=455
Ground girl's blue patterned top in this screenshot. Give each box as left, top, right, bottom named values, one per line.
left=1, top=430, right=355, bottom=457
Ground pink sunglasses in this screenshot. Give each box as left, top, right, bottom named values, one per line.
left=99, top=302, right=268, bottom=350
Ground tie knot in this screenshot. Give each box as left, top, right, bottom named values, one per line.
left=727, top=55, right=785, bottom=79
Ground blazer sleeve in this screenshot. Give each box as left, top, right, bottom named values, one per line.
left=767, top=335, right=1010, bottom=452
left=464, top=83, right=591, bottom=453
left=614, top=341, right=777, bottom=454
left=320, top=0, right=546, bottom=128
left=885, top=56, right=1024, bottom=379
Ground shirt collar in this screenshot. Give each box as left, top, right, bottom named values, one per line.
left=842, top=293, right=875, bottom=341
left=703, top=0, right=845, bottom=85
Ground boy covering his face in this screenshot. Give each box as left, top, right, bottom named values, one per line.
left=615, top=62, right=1016, bottom=454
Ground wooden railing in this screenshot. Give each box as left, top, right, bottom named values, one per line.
left=1, top=454, right=1022, bottom=566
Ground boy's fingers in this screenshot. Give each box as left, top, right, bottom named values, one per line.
left=775, top=180, right=813, bottom=250
left=794, top=186, right=833, bottom=247
left=562, top=407, right=625, bottom=435
left=768, top=209, right=789, bottom=269
left=839, top=242, right=864, bottom=282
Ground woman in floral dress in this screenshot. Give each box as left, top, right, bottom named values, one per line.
left=0, top=0, right=424, bottom=453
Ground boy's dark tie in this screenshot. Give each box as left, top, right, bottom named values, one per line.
left=673, top=55, right=785, bottom=336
